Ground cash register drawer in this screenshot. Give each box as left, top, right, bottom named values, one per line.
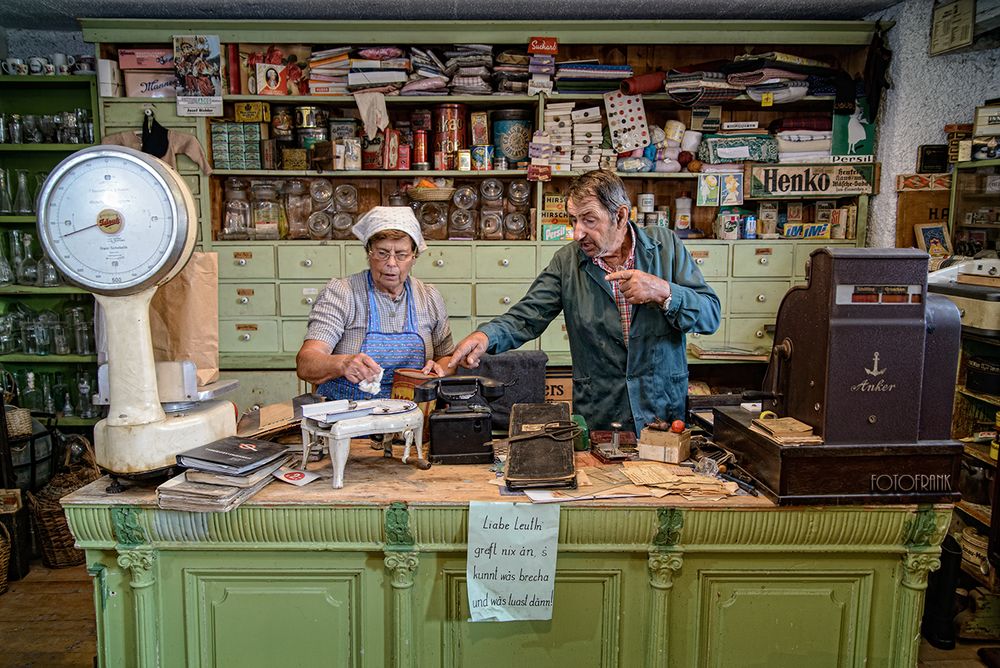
left=475, top=283, right=532, bottom=316
left=218, top=246, right=276, bottom=279
left=729, top=281, right=790, bottom=315
left=686, top=244, right=729, bottom=278
left=732, top=244, right=793, bottom=277
left=412, top=246, right=472, bottom=280
left=476, top=246, right=537, bottom=279
left=219, top=319, right=280, bottom=352
left=279, top=283, right=326, bottom=317
left=219, top=282, right=276, bottom=317
left=278, top=246, right=341, bottom=280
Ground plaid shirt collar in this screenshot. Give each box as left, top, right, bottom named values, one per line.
left=593, top=224, right=637, bottom=345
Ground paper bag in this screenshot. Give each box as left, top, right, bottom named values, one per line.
left=146, top=252, right=220, bottom=385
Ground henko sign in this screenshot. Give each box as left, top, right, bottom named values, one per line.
left=748, top=163, right=878, bottom=198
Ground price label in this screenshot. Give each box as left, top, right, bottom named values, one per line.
left=761, top=92, right=774, bottom=107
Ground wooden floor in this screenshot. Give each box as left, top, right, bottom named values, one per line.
left=0, top=561, right=997, bottom=667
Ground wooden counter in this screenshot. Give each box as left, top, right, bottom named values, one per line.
left=64, top=441, right=950, bottom=668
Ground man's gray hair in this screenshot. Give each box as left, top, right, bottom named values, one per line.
left=566, top=169, right=631, bottom=222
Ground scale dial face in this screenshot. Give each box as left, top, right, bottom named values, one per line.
left=37, top=146, right=196, bottom=295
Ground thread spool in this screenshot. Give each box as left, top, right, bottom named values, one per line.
left=681, top=130, right=702, bottom=153
left=664, top=120, right=686, bottom=144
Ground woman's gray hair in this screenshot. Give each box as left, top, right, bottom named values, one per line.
left=566, top=169, right=630, bottom=222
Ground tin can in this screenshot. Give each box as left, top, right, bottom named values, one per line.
left=742, top=215, right=757, bottom=239
left=471, top=145, right=494, bottom=171
left=362, top=130, right=385, bottom=170
left=470, top=111, right=489, bottom=146
left=271, top=105, right=294, bottom=140
left=295, top=105, right=322, bottom=128
left=413, top=129, right=428, bottom=164
left=411, top=108, right=433, bottom=132
left=344, top=138, right=362, bottom=170
left=413, top=162, right=430, bottom=170
left=328, top=117, right=359, bottom=140
left=456, top=149, right=472, bottom=171
left=637, top=193, right=655, bottom=213
left=398, top=144, right=411, bottom=170
left=434, top=103, right=468, bottom=155
left=494, top=156, right=508, bottom=171
left=492, top=108, right=533, bottom=163
left=433, top=151, right=449, bottom=171
left=297, top=127, right=328, bottom=150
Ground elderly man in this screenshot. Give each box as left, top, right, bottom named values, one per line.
left=449, top=169, right=720, bottom=434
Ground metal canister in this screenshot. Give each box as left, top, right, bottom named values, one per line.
left=362, top=130, right=385, bottom=170
left=413, top=130, right=428, bottom=165
left=492, top=108, right=533, bottom=163
left=295, top=105, right=322, bottom=128
left=411, top=108, right=433, bottom=132
left=271, top=106, right=294, bottom=140
left=297, top=127, right=328, bottom=150
left=328, top=117, right=359, bottom=140
left=471, top=145, right=494, bottom=171
left=456, top=149, right=472, bottom=171
left=434, top=103, right=468, bottom=156
left=433, top=151, right=450, bottom=171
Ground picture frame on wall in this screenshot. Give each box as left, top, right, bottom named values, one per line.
left=914, top=223, right=953, bottom=256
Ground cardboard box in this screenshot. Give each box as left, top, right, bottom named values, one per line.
left=118, top=47, right=174, bottom=70
left=123, top=70, right=178, bottom=98
left=895, top=173, right=951, bottom=191
left=542, top=224, right=572, bottom=241
left=544, top=369, right=572, bottom=407
left=895, top=189, right=950, bottom=249
left=638, top=428, right=691, bottom=464
left=98, top=58, right=122, bottom=97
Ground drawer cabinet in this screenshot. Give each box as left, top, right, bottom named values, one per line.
left=278, top=283, right=326, bottom=317
left=727, top=316, right=776, bottom=349
left=219, top=319, right=280, bottom=352
left=344, top=245, right=367, bottom=276
left=434, top=283, right=473, bottom=318
left=732, top=244, right=793, bottom=278
left=708, top=282, right=728, bottom=316
left=219, top=282, right=277, bottom=317
left=476, top=246, right=537, bottom=279
left=540, top=317, right=570, bottom=353
left=689, top=321, right=727, bottom=347
left=538, top=244, right=565, bottom=272
left=729, top=280, right=790, bottom=315
left=475, top=283, right=532, bottom=316
left=281, top=320, right=308, bottom=353
left=411, top=246, right=472, bottom=280
left=278, top=246, right=341, bottom=280
left=102, top=100, right=199, bottom=127
left=686, top=244, right=729, bottom=278
left=218, top=246, right=276, bottom=279
left=448, top=317, right=475, bottom=342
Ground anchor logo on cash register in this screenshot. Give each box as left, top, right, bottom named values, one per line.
left=851, top=351, right=896, bottom=392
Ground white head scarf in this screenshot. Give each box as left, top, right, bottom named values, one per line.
left=352, top=206, right=427, bottom=253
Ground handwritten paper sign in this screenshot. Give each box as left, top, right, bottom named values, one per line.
left=467, top=501, right=560, bottom=622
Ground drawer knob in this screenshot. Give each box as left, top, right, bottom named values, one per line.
left=692, top=333, right=701, bottom=338
left=434, top=259, right=445, bottom=267
left=302, top=259, right=313, bottom=267
left=960, top=308, right=966, bottom=318
left=237, top=258, right=247, bottom=266
left=240, top=333, right=251, bottom=342
left=755, top=329, right=765, bottom=339
left=501, top=259, right=510, bottom=267
left=239, top=297, right=250, bottom=305
left=756, top=294, right=767, bottom=303
left=502, top=297, right=511, bottom=304
left=695, top=258, right=704, bottom=265
left=758, top=257, right=768, bottom=265
left=304, top=297, right=314, bottom=305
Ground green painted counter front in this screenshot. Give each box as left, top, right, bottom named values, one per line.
left=64, top=476, right=949, bottom=667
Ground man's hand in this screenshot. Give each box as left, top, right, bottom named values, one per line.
left=339, top=353, right=382, bottom=384
left=421, top=358, right=451, bottom=377
left=447, top=332, right=490, bottom=370
left=605, top=269, right=671, bottom=306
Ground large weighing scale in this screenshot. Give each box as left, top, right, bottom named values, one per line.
left=36, top=146, right=236, bottom=477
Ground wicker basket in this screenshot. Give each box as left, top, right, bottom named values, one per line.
left=0, top=521, right=10, bottom=595
left=26, top=437, right=102, bottom=569
left=4, top=407, right=33, bottom=439
left=407, top=186, right=456, bottom=202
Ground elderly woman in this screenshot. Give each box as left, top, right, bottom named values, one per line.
left=296, top=206, right=455, bottom=400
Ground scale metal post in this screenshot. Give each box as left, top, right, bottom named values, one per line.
left=36, top=146, right=235, bottom=476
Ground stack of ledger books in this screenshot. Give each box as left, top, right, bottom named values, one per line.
left=156, top=436, right=292, bottom=512
left=749, top=416, right=823, bottom=446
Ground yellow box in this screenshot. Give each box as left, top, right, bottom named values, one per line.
left=235, top=101, right=271, bottom=123
left=282, top=148, right=308, bottom=170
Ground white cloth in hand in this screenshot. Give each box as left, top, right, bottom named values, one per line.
left=358, top=366, right=385, bottom=395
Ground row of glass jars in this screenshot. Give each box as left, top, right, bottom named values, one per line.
left=221, top=177, right=359, bottom=241
left=0, top=230, right=63, bottom=287
left=11, top=368, right=101, bottom=419
left=0, top=303, right=94, bottom=357
left=0, top=167, right=47, bottom=215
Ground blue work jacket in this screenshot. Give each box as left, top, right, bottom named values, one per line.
left=479, top=225, right=720, bottom=435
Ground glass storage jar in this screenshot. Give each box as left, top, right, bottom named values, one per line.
left=284, top=179, right=311, bottom=239
left=479, top=210, right=504, bottom=240
left=307, top=211, right=333, bottom=240
left=251, top=183, right=282, bottom=240
left=221, top=178, right=251, bottom=240
left=503, top=212, right=529, bottom=240
left=331, top=212, right=355, bottom=240
left=419, top=202, right=448, bottom=241
left=448, top=208, right=476, bottom=239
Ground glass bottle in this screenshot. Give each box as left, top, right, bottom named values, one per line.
left=62, top=392, right=74, bottom=418
left=251, top=183, right=281, bottom=240
left=9, top=230, right=23, bottom=270
left=76, top=374, right=93, bottom=419
left=15, top=231, right=38, bottom=285
left=36, top=249, right=61, bottom=287
left=41, top=374, right=55, bottom=413
left=0, top=168, right=13, bottom=215
left=284, top=179, right=311, bottom=239
left=21, top=371, right=40, bottom=410
left=0, top=232, right=13, bottom=286
left=51, top=373, right=68, bottom=409
left=221, top=178, right=251, bottom=240
left=13, top=169, right=32, bottom=214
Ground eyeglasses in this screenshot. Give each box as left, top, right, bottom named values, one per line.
left=368, top=249, right=415, bottom=263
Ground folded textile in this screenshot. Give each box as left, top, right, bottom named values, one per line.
left=778, top=151, right=831, bottom=163
left=769, top=116, right=833, bottom=133
left=620, top=72, right=666, bottom=95
left=664, top=71, right=744, bottom=106
left=776, top=130, right=832, bottom=141
left=400, top=76, right=449, bottom=94
left=726, top=68, right=809, bottom=87
left=699, top=162, right=744, bottom=173
left=746, top=80, right=809, bottom=103
left=775, top=136, right=832, bottom=153
left=734, top=51, right=831, bottom=68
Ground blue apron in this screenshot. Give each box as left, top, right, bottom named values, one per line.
left=317, top=273, right=426, bottom=400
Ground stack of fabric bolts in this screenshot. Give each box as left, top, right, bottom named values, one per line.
left=403, top=47, right=450, bottom=96
left=770, top=115, right=834, bottom=163
left=495, top=51, right=532, bottom=94
left=346, top=47, right=411, bottom=94
left=554, top=61, right=633, bottom=93
left=446, top=44, right=494, bottom=95
left=543, top=102, right=574, bottom=172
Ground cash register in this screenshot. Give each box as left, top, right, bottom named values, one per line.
left=713, top=248, right=963, bottom=505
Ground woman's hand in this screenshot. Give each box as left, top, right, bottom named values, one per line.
left=339, top=353, right=382, bottom=384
